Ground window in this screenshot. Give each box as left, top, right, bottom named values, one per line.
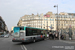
left=50, top=19, right=51, bottom=21
left=53, top=24, right=54, bottom=26
left=62, top=24, right=63, bottom=26
left=14, top=27, right=20, bottom=30
left=26, top=28, right=32, bottom=36
left=46, top=19, right=47, bottom=20
left=26, top=28, right=42, bottom=36
left=58, top=21, right=60, bottom=23
left=70, top=18, right=71, bottom=21
left=32, top=29, right=37, bottom=35
left=53, top=22, right=54, bottom=23
left=50, top=22, right=51, bottom=23
left=61, top=16, right=62, bottom=18
left=37, top=30, right=41, bottom=35
left=55, top=19, right=57, bottom=21
left=64, top=18, right=65, bottom=20
left=66, top=21, right=67, bottom=23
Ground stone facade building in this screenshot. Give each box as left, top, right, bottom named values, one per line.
left=17, top=12, right=75, bottom=31
left=0, top=16, right=8, bottom=33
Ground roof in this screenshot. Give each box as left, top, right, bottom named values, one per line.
left=26, top=27, right=46, bottom=30
left=68, top=13, right=75, bottom=16
left=55, top=15, right=75, bottom=18
left=14, top=26, right=46, bottom=30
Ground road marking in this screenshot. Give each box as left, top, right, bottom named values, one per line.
left=23, top=45, right=27, bottom=50
left=21, top=45, right=27, bottom=50
left=21, top=45, right=24, bottom=50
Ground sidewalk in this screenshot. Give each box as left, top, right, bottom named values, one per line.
left=59, top=40, right=75, bottom=44
left=61, top=39, right=75, bottom=42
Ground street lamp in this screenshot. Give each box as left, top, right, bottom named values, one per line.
left=54, top=5, right=60, bottom=40
left=47, top=17, right=48, bottom=31
left=39, top=15, right=42, bottom=29
left=39, top=16, right=40, bottom=28
left=32, top=14, right=34, bottom=27
left=41, top=16, right=42, bottom=28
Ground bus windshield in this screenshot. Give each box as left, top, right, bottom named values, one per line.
left=14, top=27, right=20, bottom=33
left=13, top=27, right=24, bottom=33
left=14, top=27, right=24, bottom=30
left=20, top=27, right=24, bottom=30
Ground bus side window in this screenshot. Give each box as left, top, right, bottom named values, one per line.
left=40, top=30, right=43, bottom=35
left=37, top=30, right=41, bottom=35
left=26, top=28, right=32, bottom=36
left=32, top=29, right=37, bottom=35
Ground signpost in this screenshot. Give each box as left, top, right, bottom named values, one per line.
left=69, top=25, right=72, bottom=40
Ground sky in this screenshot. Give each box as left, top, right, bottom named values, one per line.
left=0, top=0, right=75, bottom=31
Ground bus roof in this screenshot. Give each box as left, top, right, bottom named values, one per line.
left=14, top=26, right=46, bottom=30
left=26, top=27, right=46, bottom=30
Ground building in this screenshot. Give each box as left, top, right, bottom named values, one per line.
left=17, top=12, right=75, bottom=40
left=68, top=13, right=75, bottom=16
left=17, top=12, right=75, bottom=31
left=17, top=14, right=43, bottom=28
left=59, top=12, right=68, bottom=15
left=0, top=16, right=8, bottom=32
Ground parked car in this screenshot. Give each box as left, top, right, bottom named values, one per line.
left=4, top=34, right=9, bottom=38
left=0, top=32, right=4, bottom=37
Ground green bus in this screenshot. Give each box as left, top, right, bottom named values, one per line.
left=12, top=26, right=46, bottom=43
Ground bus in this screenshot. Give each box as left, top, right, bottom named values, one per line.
left=12, top=26, right=46, bottom=43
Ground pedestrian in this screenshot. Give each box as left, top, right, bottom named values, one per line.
left=47, top=33, right=49, bottom=39
left=55, top=33, right=58, bottom=40
left=49, top=32, right=52, bottom=39
left=52, top=32, right=55, bottom=40
left=44, top=33, right=47, bottom=39
left=61, top=35, right=64, bottom=40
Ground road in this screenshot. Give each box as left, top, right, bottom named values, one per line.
left=0, top=36, right=22, bottom=50
left=0, top=36, right=75, bottom=50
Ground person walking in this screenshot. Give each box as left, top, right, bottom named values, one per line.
left=55, top=33, right=58, bottom=40
left=49, top=32, right=52, bottom=39
left=52, top=32, right=55, bottom=40
left=47, top=33, right=49, bottom=39
left=61, top=35, right=64, bottom=40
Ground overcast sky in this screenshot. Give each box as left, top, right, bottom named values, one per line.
left=0, top=0, right=75, bottom=31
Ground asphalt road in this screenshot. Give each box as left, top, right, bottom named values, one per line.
left=0, top=36, right=75, bottom=50
left=0, top=36, right=22, bottom=50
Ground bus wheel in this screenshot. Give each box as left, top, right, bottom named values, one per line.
left=22, top=42, right=25, bottom=44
